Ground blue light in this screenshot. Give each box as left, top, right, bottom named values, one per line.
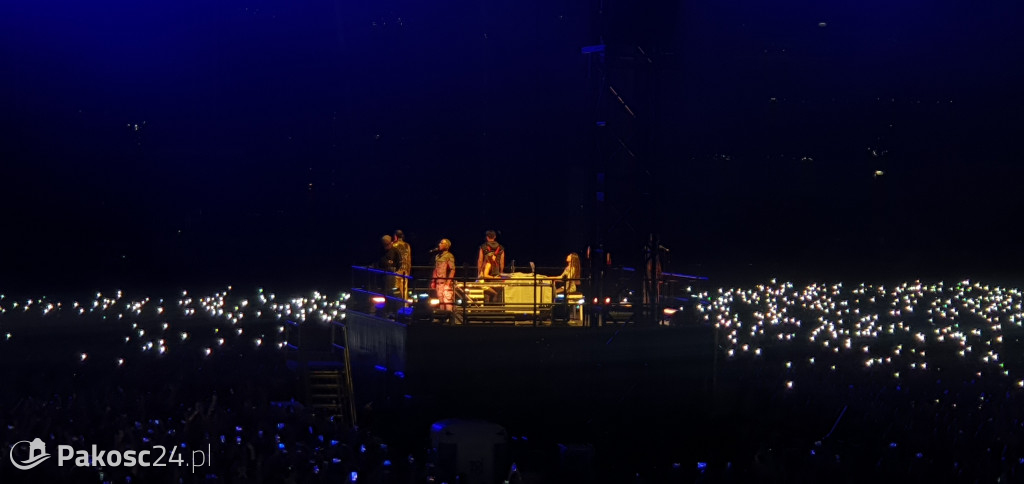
left=360, top=444, right=366, bottom=453
left=383, top=460, right=392, bottom=467
left=374, top=365, right=387, bottom=372
left=394, top=371, right=405, bottom=379
left=696, top=462, right=707, bottom=471
left=889, top=442, right=897, bottom=448
left=349, top=471, right=358, bottom=482
left=278, top=443, right=285, bottom=450
left=277, top=423, right=285, bottom=430
left=330, top=440, right=339, bottom=446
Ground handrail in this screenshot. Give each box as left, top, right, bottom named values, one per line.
left=350, top=287, right=408, bottom=305
left=351, top=261, right=593, bottom=325
left=661, top=271, right=710, bottom=281
left=351, top=265, right=413, bottom=279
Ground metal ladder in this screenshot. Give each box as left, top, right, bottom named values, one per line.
left=287, top=319, right=358, bottom=427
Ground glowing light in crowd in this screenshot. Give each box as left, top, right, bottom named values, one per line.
left=703, top=280, right=1024, bottom=397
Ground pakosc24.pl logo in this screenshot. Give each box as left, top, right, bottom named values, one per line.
left=9, top=438, right=50, bottom=470
left=10, top=439, right=211, bottom=472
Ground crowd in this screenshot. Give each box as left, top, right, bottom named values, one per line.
left=695, top=280, right=1024, bottom=482
left=0, top=289, right=409, bottom=483
left=4, top=279, right=1024, bottom=482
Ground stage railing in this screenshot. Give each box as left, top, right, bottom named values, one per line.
left=411, top=268, right=586, bottom=326
left=350, top=265, right=413, bottom=298
left=350, top=264, right=595, bottom=325
left=659, top=272, right=711, bottom=321
left=350, top=265, right=413, bottom=317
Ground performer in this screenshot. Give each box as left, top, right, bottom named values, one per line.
left=378, top=235, right=401, bottom=296
left=550, top=252, right=581, bottom=294
left=479, top=251, right=503, bottom=303
left=392, top=230, right=412, bottom=299
left=477, top=230, right=505, bottom=277
left=431, top=239, right=456, bottom=312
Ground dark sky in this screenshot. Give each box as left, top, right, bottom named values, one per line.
left=2, top=0, right=1023, bottom=290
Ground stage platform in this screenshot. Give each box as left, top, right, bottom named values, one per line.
left=332, top=310, right=718, bottom=459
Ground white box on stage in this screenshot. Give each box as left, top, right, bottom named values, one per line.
left=502, top=272, right=553, bottom=310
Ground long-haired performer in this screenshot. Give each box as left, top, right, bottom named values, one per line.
left=551, top=252, right=581, bottom=294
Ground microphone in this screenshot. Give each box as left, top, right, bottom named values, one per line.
left=429, top=248, right=441, bottom=254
